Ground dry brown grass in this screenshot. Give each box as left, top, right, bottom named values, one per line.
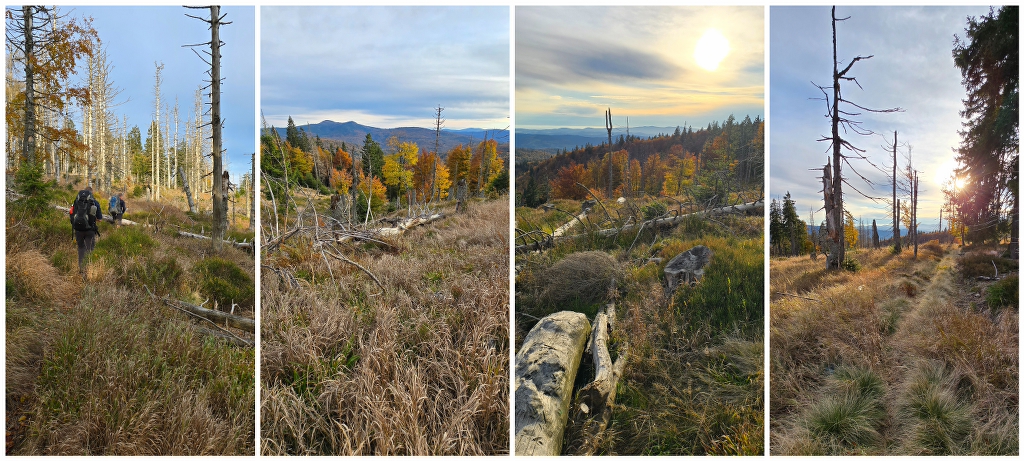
left=6, top=198, right=255, bottom=455
left=771, top=246, right=1018, bottom=455
left=261, top=196, right=510, bottom=455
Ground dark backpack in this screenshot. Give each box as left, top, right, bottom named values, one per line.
left=72, top=190, right=97, bottom=231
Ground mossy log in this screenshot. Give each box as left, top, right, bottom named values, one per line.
left=515, top=311, right=592, bottom=456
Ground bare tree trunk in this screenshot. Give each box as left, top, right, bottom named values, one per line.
left=209, top=6, right=225, bottom=251
left=605, top=108, right=613, bottom=198
left=20, top=6, right=37, bottom=165
left=913, top=171, right=919, bottom=258
left=824, top=9, right=845, bottom=270
left=249, top=152, right=255, bottom=231
left=892, top=131, right=901, bottom=253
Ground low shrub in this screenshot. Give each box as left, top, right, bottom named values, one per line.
left=194, top=258, right=255, bottom=310
left=985, top=275, right=1018, bottom=311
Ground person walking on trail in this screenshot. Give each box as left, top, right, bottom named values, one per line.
left=109, top=192, right=126, bottom=226
left=69, top=186, right=102, bottom=279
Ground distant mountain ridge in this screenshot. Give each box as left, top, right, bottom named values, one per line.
left=516, top=126, right=684, bottom=151
left=273, top=120, right=508, bottom=156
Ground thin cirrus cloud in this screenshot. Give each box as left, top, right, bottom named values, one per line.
left=770, top=6, right=993, bottom=229
left=516, top=6, right=764, bottom=129
left=261, top=6, right=509, bottom=130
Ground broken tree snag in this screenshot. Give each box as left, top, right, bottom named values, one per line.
left=515, top=311, right=592, bottom=456
left=664, top=245, right=713, bottom=292
left=574, top=305, right=628, bottom=455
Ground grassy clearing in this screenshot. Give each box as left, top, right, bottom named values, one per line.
left=5, top=193, right=255, bottom=455
left=771, top=243, right=1017, bottom=455
left=261, top=196, right=510, bottom=455
left=516, top=195, right=764, bottom=455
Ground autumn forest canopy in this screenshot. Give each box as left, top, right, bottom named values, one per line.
left=517, top=114, right=763, bottom=208
left=261, top=116, right=508, bottom=217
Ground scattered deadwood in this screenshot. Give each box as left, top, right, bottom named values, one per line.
left=552, top=208, right=588, bottom=237
left=572, top=303, right=628, bottom=455
left=375, top=213, right=445, bottom=238
left=515, top=311, right=592, bottom=456
left=177, top=230, right=253, bottom=251
left=162, top=295, right=254, bottom=334
left=515, top=200, right=763, bottom=253
left=143, top=285, right=253, bottom=347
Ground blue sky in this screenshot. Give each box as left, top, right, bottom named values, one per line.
left=69, top=6, right=255, bottom=179
left=516, top=6, right=764, bottom=130
left=771, top=6, right=992, bottom=231
left=261, top=6, right=510, bottom=131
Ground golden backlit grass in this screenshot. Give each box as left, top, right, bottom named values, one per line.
left=6, top=199, right=255, bottom=455
left=771, top=244, right=1017, bottom=455
left=260, top=196, right=510, bottom=455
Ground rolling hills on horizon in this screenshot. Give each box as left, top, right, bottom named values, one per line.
left=271, top=120, right=509, bottom=157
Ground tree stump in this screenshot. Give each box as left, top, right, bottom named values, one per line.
left=664, top=245, right=712, bottom=292
left=515, top=311, right=592, bottom=456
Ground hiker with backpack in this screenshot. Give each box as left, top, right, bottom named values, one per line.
left=69, top=187, right=102, bottom=278
left=109, top=192, right=126, bottom=226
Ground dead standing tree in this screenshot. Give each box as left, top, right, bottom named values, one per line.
left=185, top=5, right=231, bottom=251
left=605, top=108, right=613, bottom=198
left=814, top=6, right=901, bottom=270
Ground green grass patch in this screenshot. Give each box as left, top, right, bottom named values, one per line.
left=193, top=258, right=255, bottom=310
left=93, top=226, right=156, bottom=262
left=985, top=275, right=1018, bottom=312
left=668, top=235, right=764, bottom=334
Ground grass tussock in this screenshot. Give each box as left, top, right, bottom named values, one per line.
left=6, top=194, right=255, bottom=455
left=261, top=196, right=509, bottom=455
left=771, top=243, right=1018, bottom=455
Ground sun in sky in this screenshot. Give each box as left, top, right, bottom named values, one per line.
left=694, top=28, right=730, bottom=71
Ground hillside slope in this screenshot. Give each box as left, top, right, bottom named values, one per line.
left=6, top=187, right=255, bottom=455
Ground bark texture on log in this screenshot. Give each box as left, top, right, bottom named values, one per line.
left=574, top=304, right=628, bottom=455
left=167, top=297, right=255, bottom=333
left=515, top=311, right=592, bottom=456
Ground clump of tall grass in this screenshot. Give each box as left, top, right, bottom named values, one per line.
left=900, top=361, right=972, bottom=455
left=802, top=367, right=887, bottom=453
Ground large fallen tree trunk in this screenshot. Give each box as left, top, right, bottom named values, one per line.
left=375, top=212, right=445, bottom=238
left=552, top=209, right=587, bottom=237
left=515, top=200, right=763, bottom=253
left=515, top=311, right=592, bottom=456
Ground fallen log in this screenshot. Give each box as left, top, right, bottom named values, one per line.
left=515, top=311, right=592, bottom=456
left=53, top=204, right=142, bottom=226
left=552, top=209, right=587, bottom=237
left=376, top=213, right=445, bottom=238
left=165, top=297, right=255, bottom=333
left=574, top=304, right=628, bottom=455
left=177, top=230, right=254, bottom=251
left=515, top=200, right=763, bottom=253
